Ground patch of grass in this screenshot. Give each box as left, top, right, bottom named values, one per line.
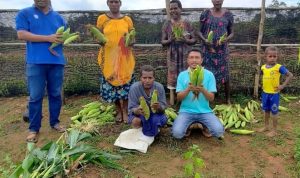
left=250, top=134, right=268, bottom=148
left=0, top=154, right=17, bottom=177
left=103, top=135, right=118, bottom=144
left=253, top=169, right=264, bottom=178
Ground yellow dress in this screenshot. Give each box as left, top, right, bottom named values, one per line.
left=97, top=14, right=135, bottom=86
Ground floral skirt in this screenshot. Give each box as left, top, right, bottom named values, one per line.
left=99, top=75, right=135, bottom=103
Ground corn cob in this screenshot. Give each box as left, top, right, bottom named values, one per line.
left=218, top=32, right=227, bottom=45
left=125, top=28, right=136, bottom=47
left=229, top=129, right=255, bottom=135
left=63, top=34, right=79, bottom=45
left=150, top=89, right=158, bottom=113
left=139, top=97, right=150, bottom=120
left=49, top=26, right=65, bottom=49
left=86, top=24, right=107, bottom=44
left=196, top=65, right=204, bottom=86
left=279, top=105, right=290, bottom=112
left=207, top=31, right=214, bottom=43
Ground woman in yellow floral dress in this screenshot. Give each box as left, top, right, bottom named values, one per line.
left=97, top=0, right=135, bottom=123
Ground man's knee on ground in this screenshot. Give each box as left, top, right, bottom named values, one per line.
left=211, top=124, right=224, bottom=137
left=131, top=117, right=141, bottom=128
left=172, top=126, right=185, bottom=139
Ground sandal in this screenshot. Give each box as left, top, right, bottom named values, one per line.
left=26, top=132, right=38, bottom=143
left=52, top=124, right=66, bottom=133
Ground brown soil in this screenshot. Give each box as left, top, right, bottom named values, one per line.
left=0, top=95, right=299, bottom=178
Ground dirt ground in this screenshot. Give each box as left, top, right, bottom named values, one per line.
left=0, top=95, right=299, bottom=178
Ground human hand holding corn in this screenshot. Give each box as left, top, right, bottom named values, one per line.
left=133, top=106, right=144, bottom=116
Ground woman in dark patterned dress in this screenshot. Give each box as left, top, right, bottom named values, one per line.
left=161, top=0, right=196, bottom=105
left=198, top=0, right=234, bottom=104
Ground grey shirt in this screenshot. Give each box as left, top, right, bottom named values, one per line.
left=128, top=81, right=167, bottom=114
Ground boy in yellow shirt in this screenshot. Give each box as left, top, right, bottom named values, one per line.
left=259, top=46, right=293, bottom=137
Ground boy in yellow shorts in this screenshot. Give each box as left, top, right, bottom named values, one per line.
left=259, top=46, right=293, bottom=137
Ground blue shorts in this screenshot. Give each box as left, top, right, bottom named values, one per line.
left=128, top=113, right=167, bottom=137
left=261, top=92, right=279, bottom=115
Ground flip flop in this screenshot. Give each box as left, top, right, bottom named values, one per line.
left=26, top=132, right=38, bottom=143
left=52, top=124, right=66, bottom=133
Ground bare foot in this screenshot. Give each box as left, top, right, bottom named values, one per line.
left=257, top=127, right=269, bottom=132
left=185, top=129, right=191, bottom=137
left=266, top=130, right=277, bottom=137
left=122, top=110, right=128, bottom=123
left=116, top=111, right=123, bottom=123
left=202, top=127, right=212, bottom=138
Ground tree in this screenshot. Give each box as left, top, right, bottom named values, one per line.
left=268, top=0, right=287, bottom=7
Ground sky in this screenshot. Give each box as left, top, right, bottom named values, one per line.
left=0, top=0, right=298, bottom=11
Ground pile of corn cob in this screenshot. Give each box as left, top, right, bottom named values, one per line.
left=70, top=101, right=116, bottom=134
left=213, top=100, right=260, bottom=130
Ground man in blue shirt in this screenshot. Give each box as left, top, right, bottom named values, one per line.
left=128, top=65, right=167, bottom=137
left=172, top=49, right=224, bottom=139
left=16, top=0, right=67, bottom=143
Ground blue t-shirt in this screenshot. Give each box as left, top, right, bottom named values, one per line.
left=176, top=69, right=217, bottom=114
left=15, top=6, right=66, bottom=64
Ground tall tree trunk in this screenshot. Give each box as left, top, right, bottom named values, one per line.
left=165, top=0, right=170, bottom=20
left=254, top=0, right=266, bottom=98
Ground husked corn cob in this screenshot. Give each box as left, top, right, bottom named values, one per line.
left=139, top=97, right=150, bottom=120
left=229, top=129, right=255, bottom=135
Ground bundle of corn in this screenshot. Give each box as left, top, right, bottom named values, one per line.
left=189, top=65, right=204, bottom=99
left=139, top=97, right=150, bottom=120
left=213, top=100, right=260, bottom=130
left=150, top=89, right=158, bottom=113
left=164, top=107, right=178, bottom=126
left=86, top=24, right=107, bottom=44
left=172, top=24, right=184, bottom=41
left=49, top=26, right=80, bottom=56
left=70, top=101, right=116, bottom=134
left=10, top=130, right=123, bottom=178
left=125, top=28, right=136, bottom=47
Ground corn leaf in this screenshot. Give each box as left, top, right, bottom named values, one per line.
left=9, top=165, right=23, bottom=178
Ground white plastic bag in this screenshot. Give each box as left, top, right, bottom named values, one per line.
left=114, top=128, right=154, bottom=153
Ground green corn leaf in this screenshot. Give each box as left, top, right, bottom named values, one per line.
left=194, top=158, right=205, bottom=168
left=183, top=151, right=194, bottom=160
left=21, top=155, right=34, bottom=172
left=184, top=163, right=194, bottom=177
left=9, top=165, right=24, bottom=178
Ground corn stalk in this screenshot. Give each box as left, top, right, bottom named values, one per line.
left=254, top=0, right=266, bottom=98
